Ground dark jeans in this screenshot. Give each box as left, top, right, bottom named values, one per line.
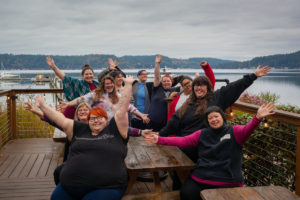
left=51, top=183, right=125, bottom=200
left=180, top=177, right=235, bottom=200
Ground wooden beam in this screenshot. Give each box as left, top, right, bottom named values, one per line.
left=232, top=101, right=300, bottom=126
left=296, top=126, right=300, bottom=196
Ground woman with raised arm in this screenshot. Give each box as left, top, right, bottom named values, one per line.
left=59, top=75, right=150, bottom=124
left=158, top=65, right=270, bottom=162
left=46, top=56, right=99, bottom=119
left=46, top=56, right=98, bottom=102
left=167, top=60, right=216, bottom=122
left=147, top=55, right=181, bottom=131
left=35, top=76, right=134, bottom=200
left=145, top=103, right=275, bottom=200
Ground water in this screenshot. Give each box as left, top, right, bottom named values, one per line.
left=1, top=69, right=300, bottom=106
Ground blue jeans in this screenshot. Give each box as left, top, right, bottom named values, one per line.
left=51, top=184, right=125, bottom=200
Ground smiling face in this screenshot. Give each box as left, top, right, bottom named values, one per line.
left=77, top=105, right=90, bottom=122
left=82, top=69, right=94, bottom=84
left=193, top=84, right=208, bottom=98
left=88, top=114, right=107, bottom=134
left=207, top=112, right=224, bottom=129
left=104, top=79, right=114, bottom=93
left=138, top=71, right=147, bottom=83
left=162, top=76, right=172, bottom=90
left=181, top=78, right=192, bottom=95
left=114, top=74, right=123, bottom=87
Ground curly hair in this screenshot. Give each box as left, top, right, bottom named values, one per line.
left=178, top=76, right=213, bottom=118
left=93, top=75, right=119, bottom=104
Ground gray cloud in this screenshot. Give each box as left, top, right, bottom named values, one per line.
left=0, top=0, right=299, bottom=61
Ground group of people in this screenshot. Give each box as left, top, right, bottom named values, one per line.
left=24, top=55, right=273, bottom=200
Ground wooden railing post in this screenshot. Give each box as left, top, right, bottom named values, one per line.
left=6, top=91, right=17, bottom=139
left=296, top=126, right=300, bottom=196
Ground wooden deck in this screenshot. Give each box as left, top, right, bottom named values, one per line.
left=0, top=138, right=174, bottom=199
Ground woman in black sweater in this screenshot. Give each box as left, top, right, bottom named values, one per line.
left=158, top=65, right=270, bottom=162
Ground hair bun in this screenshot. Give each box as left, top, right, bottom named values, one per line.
left=82, top=64, right=90, bottom=69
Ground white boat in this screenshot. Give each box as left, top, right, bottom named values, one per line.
left=147, top=66, right=169, bottom=78
left=0, top=63, right=20, bottom=80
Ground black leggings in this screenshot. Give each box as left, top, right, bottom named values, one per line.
left=180, top=177, right=235, bottom=200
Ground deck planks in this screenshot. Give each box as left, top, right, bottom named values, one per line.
left=0, top=138, right=175, bottom=199
left=0, top=138, right=64, bottom=199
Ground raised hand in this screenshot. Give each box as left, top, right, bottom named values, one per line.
left=56, top=101, right=68, bottom=111
left=254, top=65, right=270, bottom=77
left=108, top=58, right=118, bottom=70
left=256, top=102, right=275, bottom=120
left=200, top=61, right=208, bottom=67
left=24, top=102, right=34, bottom=111
left=34, top=95, right=45, bottom=108
left=46, top=56, right=55, bottom=68
left=123, top=75, right=135, bottom=85
left=155, top=55, right=162, bottom=64
left=144, top=132, right=159, bottom=145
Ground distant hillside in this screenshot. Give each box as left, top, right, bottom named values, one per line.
left=0, top=51, right=299, bottom=70
left=215, top=50, right=300, bottom=69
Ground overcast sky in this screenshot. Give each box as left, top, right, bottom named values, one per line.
left=0, top=0, right=299, bottom=61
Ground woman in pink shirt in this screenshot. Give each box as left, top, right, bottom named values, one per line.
left=145, top=103, right=275, bottom=200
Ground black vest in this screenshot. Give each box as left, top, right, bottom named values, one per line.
left=192, top=125, right=243, bottom=183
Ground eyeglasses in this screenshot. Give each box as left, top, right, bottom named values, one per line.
left=89, top=116, right=105, bottom=122
left=139, top=73, right=147, bottom=76
left=182, top=81, right=192, bottom=87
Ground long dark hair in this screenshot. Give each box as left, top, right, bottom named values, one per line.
left=178, top=76, right=213, bottom=118
left=81, top=64, right=94, bottom=76
left=204, top=106, right=227, bottom=127
left=93, top=75, right=119, bottom=104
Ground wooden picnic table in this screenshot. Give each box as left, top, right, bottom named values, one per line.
left=125, top=137, right=195, bottom=194
left=200, top=185, right=300, bottom=200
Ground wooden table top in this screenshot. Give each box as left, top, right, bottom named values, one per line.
left=200, top=185, right=299, bottom=200
left=125, top=137, right=195, bottom=172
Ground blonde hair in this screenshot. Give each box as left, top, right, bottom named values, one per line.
left=74, top=102, right=92, bottom=121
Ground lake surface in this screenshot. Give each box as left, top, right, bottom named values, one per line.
left=1, top=69, right=300, bottom=106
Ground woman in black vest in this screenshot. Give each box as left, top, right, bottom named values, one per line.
left=145, top=103, right=275, bottom=200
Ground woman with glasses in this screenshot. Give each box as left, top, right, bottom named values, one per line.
left=158, top=65, right=270, bottom=163
left=36, top=76, right=134, bottom=200
left=59, top=75, right=150, bottom=124
left=167, top=61, right=215, bottom=122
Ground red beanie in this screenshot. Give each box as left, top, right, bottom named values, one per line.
left=88, top=106, right=108, bottom=120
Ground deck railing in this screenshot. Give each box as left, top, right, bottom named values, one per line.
left=0, top=89, right=62, bottom=147
left=0, top=89, right=300, bottom=195
left=229, top=101, right=300, bottom=195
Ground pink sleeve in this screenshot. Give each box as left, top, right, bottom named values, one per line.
left=157, top=130, right=202, bottom=148
left=201, top=63, right=215, bottom=89
left=233, top=115, right=262, bottom=146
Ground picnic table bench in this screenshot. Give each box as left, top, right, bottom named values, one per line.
left=200, top=185, right=300, bottom=200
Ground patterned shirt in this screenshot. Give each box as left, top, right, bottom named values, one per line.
left=63, top=75, right=99, bottom=101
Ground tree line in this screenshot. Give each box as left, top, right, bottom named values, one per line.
left=0, top=50, right=299, bottom=70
